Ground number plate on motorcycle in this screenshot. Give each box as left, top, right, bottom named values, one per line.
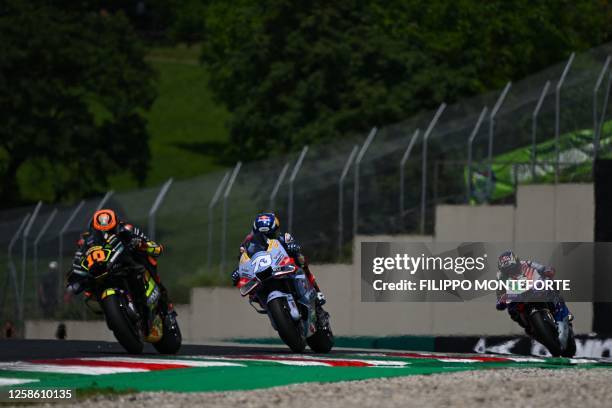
left=239, top=279, right=260, bottom=297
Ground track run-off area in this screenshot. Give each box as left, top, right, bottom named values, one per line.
left=0, top=340, right=611, bottom=393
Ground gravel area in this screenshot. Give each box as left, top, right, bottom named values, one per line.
left=44, top=368, right=612, bottom=408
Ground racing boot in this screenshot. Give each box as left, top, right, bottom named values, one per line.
left=315, top=292, right=330, bottom=331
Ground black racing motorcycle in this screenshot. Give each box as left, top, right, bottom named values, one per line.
left=506, top=283, right=576, bottom=357
left=76, top=233, right=181, bottom=354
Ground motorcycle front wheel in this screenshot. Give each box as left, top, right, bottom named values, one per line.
left=102, top=294, right=144, bottom=354
left=268, top=298, right=306, bottom=353
left=529, top=309, right=562, bottom=357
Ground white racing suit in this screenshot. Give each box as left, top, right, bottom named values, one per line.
left=496, top=260, right=571, bottom=326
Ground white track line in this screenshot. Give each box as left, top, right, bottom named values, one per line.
left=0, top=362, right=147, bottom=375
left=0, top=378, right=39, bottom=386
left=76, top=357, right=245, bottom=367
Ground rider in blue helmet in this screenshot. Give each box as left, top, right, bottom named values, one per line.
left=495, top=250, right=572, bottom=332
left=231, top=212, right=327, bottom=313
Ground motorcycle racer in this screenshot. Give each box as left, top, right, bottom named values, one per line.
left=65, top=209, right=173, bottom=316
left=495, top=250, right=572, bottom=332
left=232, top=212, right=328, bottom=318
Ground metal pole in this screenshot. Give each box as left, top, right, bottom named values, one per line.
left=532, top=81, right=551, bottom=180
left=593, top=56, right=611, bottom=159
left=487, top=82, right=512, bottom=201
left=269, top=162, right=290, bottom=210
left=6, top=213, right=30, bottom=322
left=555, top=52, right=575, bottom=183
left=466, top=107, right=489, bottom=203
left=597, top=71, right=612, bottom=158
left=220, top=162, right=242, bottom=275
left=58, top=200, right=85, bottom=299
left=20, top=201, right=42, bottom=321
left=148, top=178, right=173, bottom=240
left=399, top=129, right=420, bottom=217
left=207, top=171, right=230, bottom=271
left=287, top=146, right=309, bottom=232
left=420, top=104, right=446, bottom=234
left=338, top=145, right=359, bottom=259
left=33, top=208, right=57, bottom=283
left=353, top=127, right=378, bottom=237
left=95, top=190, right=114, bottom=212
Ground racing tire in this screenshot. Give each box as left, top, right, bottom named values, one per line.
left=307, top=329, right=334, bottom=353
left=268, top=298, right=306, bottom=353
left=102, top=295, right=144, bottom=354
left=562, top=329, right=576, bottom=358
left=153, top=313, right=182, bottom=354
left=529, top=309, right=562, bottom=357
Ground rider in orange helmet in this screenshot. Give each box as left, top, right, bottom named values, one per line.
left=66, top=209, right=172, bottom=315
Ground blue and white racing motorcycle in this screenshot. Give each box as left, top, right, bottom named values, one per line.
left=236, top=239, right=333, bottom=353
left=505, top=278, right=576, bottom=357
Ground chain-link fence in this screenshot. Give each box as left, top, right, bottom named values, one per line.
left=2, top=42, right=612, bottom=329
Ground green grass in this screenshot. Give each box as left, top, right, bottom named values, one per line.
left=108, top=44, right=233, bottom=189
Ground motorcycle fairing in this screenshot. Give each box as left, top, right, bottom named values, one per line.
left=267, top=291, right=301, bottom=321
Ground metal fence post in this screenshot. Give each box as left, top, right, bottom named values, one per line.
left=287, top=146, right=309, bottom=232
left=466, top=107, right=489, bottom=203
left=420, top=104, right=446, bottom=234
left=5, top=213, right=30, bottom=323
left=95, top=190, right=114, bottom=213
left=532, top=81, right=551, bottom=180
left=207, top=171, right=230, bottom=271
left=555, top=52, right=575, bottom=183
left=487, top=82, right=512, bottom=201
left=338, top=145, right=359, bottom=259
left=399, top=129, right=420, bottom=217
left=220, top=162, right=242, bottom=275
left=20, top=201, right=42, bottom=321
left=269, top=162, right=290, bottom=210
left=353, top=128, right=378, bottom=237
left=597, top=71, right=612, bottom=159
left=593, top=56, right=611, bottom=159
left=58, top=200, right=85, bottom=299
left=148, top=179, right=173, bottom=241
left=33, top=208, right=57, bottom=282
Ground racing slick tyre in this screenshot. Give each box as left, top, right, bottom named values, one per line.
left=529, top=309, right=562, bottom=357
left=268, top=298, right=306, bottom=353
left=562, top=329, right=577, bottom=358
left=102, top=294, right=144, bottom=354
left=307, top=329, right=334, bottom=353
left=153, top=313, right=182, bottom=354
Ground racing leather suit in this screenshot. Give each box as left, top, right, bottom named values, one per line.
left=496, top=260, right=570, bottom=324
left=233, top=231, right=324, bottom=301
left=66, top=222, right=170, bottom=312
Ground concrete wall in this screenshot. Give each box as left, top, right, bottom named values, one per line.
left=25, top=184, right=595, bottom=341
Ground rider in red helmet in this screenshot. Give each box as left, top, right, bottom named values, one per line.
left=66, top=209, right=172, bottom=315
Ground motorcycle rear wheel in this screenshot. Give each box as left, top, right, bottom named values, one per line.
left=562, top=329, right=577, bottom=358
left=102, top=295, right=144, bottom=354
left=153, top=313, right=182, bottom=354
left=307, top=329, right=334, bottom=353
left=268, top=298, right=306, bottom=353
left=529, top=310, right=562, bottom=357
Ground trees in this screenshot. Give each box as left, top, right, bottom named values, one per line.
left=0, top=2, right=156, bottom=207
left=200, top=0, right=611, bottom=160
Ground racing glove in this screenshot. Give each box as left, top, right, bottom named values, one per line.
left=316, top=291, right=326, bottom=306
left=286, top=242, right=301, bottom=257
left=496, top=294, right=508, bottom=311
left=231, top=268, right=240, bottom=286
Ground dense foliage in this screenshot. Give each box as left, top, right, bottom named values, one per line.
left=0, top=2, right=156, bottom=207
left=200, top=0, right=612, bottom=159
